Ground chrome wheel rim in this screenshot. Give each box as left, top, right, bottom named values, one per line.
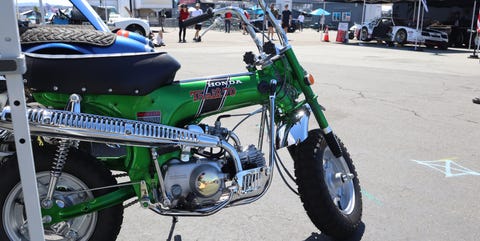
left=322, top=148, right=355, bottom=215
left=3, top=172, right=97, bottom=241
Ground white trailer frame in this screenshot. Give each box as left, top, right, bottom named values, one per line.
left=0, top=1, right=45, bottom=240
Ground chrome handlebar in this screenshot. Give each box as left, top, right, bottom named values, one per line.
left=211, top=0, right=290, bottom=56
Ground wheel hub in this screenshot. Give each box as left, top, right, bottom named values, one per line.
left=323, top=149, right=356, bottom=215
left=3, top=172, right=97, bottom=241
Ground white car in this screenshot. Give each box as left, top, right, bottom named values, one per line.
left=92, top=5, right=151, bottom=37
left=108, top=15, right=151, bottom=37
left=358, top=17, right=448, bottom=49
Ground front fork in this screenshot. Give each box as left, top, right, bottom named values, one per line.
left=284, top=49, right=343, bottom=158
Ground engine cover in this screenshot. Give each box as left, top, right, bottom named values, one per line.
left=163, top=159, right=227, bottom=208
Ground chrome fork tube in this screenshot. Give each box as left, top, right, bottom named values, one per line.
left=268, top=80, right=277, bottom=170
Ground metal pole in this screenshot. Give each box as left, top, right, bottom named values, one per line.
left=468, top=0, right=477, bottom=50
left=361, top=0, right=366, bottom=24
left=105, top=1, right=109, bottom=22
left=321, top=0, right=326, bottom=34
left=0, top=1, right=45, bottom=240
left=420, top=2, right=424, bottom=31
left=414, top=0, right=421, bottom=50
left=38, top=0, right=45, bottom=24
left=412, top=1, right=416, bottom=23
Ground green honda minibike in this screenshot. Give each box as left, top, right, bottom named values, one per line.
left=0, top=1, right=362, bottom=240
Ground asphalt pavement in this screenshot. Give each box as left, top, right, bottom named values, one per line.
left=117, top=27, right=480, bottom=241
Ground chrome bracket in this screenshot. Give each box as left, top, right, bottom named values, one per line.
left=151, top=148, right=171, bottom=208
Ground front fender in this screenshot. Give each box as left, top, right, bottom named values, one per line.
left=276, top=105, right=310, bottom=149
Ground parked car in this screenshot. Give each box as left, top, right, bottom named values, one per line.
left=92, top=5, right=151, bottom=37
left=358, top=17, right=448, bottom=49
left=21, top=0, right=154, bottom=54
left=49, top=1, right=150, bottom=37
left=421, top=28, right=449, bottom=49
left=348, top=24, right=361, bottom=40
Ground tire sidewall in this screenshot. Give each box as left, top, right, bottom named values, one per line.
left=0, top=144, right=123, bottom=241
left=396, top=29, right=407, bottom=44
left=290, top=129, right=362, bottom=239
left=309, top=132, right=362, bottom=225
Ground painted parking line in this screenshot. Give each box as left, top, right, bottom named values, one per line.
left=360, top=189, right=383, bottom=206
left=412, top=158, right=480, bottom=177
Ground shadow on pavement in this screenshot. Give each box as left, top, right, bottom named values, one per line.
left=304, top=222, right=365, bottom=241
left=346, top=41, right=474, bottom=55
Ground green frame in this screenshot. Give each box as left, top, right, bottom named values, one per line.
left=34, top=48, right=332, bottom=225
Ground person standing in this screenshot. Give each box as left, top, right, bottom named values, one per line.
left=224, top=11, right=232, bottom=33
left=281, top=4, right=292, bottom=34
left=178, top=4, right=189, bottom=43
left=242, top=10, right=250, bottom=35
left=191, top=3, right=203, bottom=42
left=298, top=13, right=305, bottom=32
left=267, top=3, right=279, bottom=40
left=159, top=9, right=166, bottom=32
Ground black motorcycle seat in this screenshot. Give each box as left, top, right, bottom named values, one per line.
left=24, top=52, right=181, bottom=95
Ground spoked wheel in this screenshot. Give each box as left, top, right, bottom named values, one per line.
left=289, top=129, right=362, bottom=240
left=0, top=144, right=123, bottom=241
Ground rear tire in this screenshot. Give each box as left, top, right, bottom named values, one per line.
left=360, top=28, right=369, bottom=41
left=0, top=144, right=123, bottom=241
left=395, top=29, right=407, bottom=45
left=289, top=130, right=362, bottom=240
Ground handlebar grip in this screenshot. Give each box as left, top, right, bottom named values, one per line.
left=182, top=8, right=214, bottom=27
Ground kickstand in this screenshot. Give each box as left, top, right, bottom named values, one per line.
left=166, top=216, right=179, bottom=241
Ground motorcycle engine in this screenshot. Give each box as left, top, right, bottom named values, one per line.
left=163, top=144, right=265, bottom=209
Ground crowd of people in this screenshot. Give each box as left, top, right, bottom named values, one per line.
left=154, top=4, right=305, bottom=46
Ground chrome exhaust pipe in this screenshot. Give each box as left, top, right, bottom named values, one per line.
left=0, top=106, right=216, bottom=147
left=0, top=106, right=243, bottom=172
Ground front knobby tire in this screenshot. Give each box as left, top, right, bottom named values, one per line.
left=0, top=144, right=124, bottom=241
left=289, top=130, right=362, bottom=240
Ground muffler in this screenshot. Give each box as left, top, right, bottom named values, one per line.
left=0, top=106, right=221, bottom=147
left=0, top=106, right=244, bottom=172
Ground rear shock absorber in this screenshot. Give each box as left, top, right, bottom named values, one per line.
left=42, top=139, right=71, bottom=208
left=41, top=94, right=81, bottom=209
